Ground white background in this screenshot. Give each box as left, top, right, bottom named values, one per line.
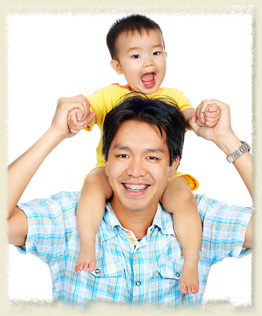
left=8, top=13, right=253, bottom=306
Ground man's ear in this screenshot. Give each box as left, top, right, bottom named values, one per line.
left=168, top=157, right=180, bottom=181
left=105, top=161, right=109, bottom=176
left=110, top=59, right=123, bottom=75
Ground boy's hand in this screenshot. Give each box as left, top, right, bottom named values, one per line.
left=195, top=100, right=221, bottom=127
left=68, top=108, right=88, bottom=134
left=65, top=95, right=95, bottom=134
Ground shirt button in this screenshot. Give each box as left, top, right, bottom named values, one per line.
left=95, top=268, right=100, bottom=274
left=136, top=281, right=141, bottom=286
left=175, top=272, right=180, bottom=278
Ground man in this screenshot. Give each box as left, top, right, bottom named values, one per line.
left=8, top=94, right=252, bottom=308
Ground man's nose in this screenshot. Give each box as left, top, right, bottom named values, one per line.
left=126, top=158, right=147, bottom=178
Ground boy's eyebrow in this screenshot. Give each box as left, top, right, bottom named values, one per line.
left=127, top=44, right=163, bottom=53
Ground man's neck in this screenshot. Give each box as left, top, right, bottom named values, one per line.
left=110, top=201, right=158, bottom=238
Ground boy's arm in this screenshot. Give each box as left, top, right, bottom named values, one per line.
left=8, top=95, right=93, bottom=246
left=161, top=177, right=202, bottom=251
left=182, top=108, right=195, bottom=130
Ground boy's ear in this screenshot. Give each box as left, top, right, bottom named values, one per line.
left=168, top=157, right=179, bottom=181
left=110, top=59, right=123, bottom=75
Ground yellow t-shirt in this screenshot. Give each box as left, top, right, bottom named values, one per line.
left=85, top=84, right=199, bottom=191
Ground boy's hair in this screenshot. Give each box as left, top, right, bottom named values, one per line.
left=102, top=93, right=185, bottom=166
left=106, top=14, right=164, bottom=60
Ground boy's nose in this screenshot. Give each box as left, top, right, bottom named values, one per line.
left=143, top=57, right=154, bottom=68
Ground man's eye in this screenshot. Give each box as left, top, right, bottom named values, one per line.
left=147, top=156, right=158, bottom=161
left=117, top=154, right=129, bottom=158
left=131, top=54, right=140, bottom=59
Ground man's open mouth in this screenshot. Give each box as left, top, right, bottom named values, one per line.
left=123, top=184, right=149, bottom=192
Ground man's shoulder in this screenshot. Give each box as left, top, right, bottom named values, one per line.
left=18, top=191, right=80, bottom=226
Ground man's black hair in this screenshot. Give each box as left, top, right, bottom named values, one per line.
left=102, top=93, right=185, bottom=166
left=106, top=14, right=164, bottom=60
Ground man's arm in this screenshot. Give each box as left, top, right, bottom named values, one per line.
left=190, top=99, right=252, bottom=196
left=190, top=99, right=252, bottom=248
left=8, top=95, right=95, bottom=246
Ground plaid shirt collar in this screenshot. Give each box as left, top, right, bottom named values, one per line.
left=102, top=202, right=175, bottom=242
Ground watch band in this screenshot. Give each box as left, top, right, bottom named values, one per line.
left=226, top=141, right=251, bottom=163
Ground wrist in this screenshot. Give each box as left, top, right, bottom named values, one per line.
left=44, top=127, right=66, bottom=151
left=48, top=126, right=67, bottom=143
left=214, top=132, right=241, bottom=156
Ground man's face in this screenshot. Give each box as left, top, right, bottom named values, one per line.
left=105, top=120, right=178, bottom=216
left=110, top=29, right=167, bottom=95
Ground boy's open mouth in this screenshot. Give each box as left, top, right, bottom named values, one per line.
left=141, top=73, right=156, bottom=89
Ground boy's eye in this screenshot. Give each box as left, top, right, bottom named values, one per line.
left=153, top=51, right=161, bottom=56
left=131, top=54, right=140, bottom=59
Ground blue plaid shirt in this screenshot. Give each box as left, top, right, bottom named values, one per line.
left=16, top=191, right=252, bottom=308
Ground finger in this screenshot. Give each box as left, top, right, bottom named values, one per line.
left=68, top=113, right=79, bottom=129
left=75, top=108, right=85, bottom=122
left=197, top=119, right=206, bottom=127
left=189, top=112, right=201, bottom=134
left=205, top=111, right=220, bottom=119
left=195, top=101, right=208, bottom=124
left=195, top=102, right=204, bottom=120
left=86, top=111, right=96, bottom=125
left=58, top=95, right=89, bottom=117
left=77, top=120, right=88, bottom=128
left=205, top=104, right=220, bottom=113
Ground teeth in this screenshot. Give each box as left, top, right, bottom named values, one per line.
left=124, top=184, right=148, bottom=192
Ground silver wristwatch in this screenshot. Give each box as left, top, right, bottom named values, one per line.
left=226, top=141, right=251, bottom=163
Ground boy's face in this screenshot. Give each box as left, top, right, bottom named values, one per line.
left=110, top=29, right=167, bottom=94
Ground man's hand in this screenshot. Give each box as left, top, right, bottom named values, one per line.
left=195, top=100, right=221, bottom=128
left=51, top=95, right=96, bottom=138
left=189, top=99, right=233, bottom=147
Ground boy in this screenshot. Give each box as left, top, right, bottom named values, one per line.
left=67, top=14, right=220, bottom=295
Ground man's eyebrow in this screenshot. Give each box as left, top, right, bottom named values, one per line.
left=111, top=144, right=130, bottom=151
left=112, top=144, right=165, bottom=154
left=143, top=148, right=165, bottom=155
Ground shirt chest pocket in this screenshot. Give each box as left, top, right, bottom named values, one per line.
left=156, top=262, right=182, bottom=280
left=68, top=254, right=126, bottom=304
left=90, top=255, right=123, bottom=278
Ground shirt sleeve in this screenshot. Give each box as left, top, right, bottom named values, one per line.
left=161, top=88, right=193, bottom=111
left=15, top=191, right=80, bottom=266
left=85, top=85, right=123, bottom=132
left=195, top=194, right=252, bottom=266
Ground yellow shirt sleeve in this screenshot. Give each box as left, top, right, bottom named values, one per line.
left=84, top=85, right=130, bottom=131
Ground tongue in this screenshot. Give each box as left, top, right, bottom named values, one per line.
left=142, top=73, right=154, bottom=82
